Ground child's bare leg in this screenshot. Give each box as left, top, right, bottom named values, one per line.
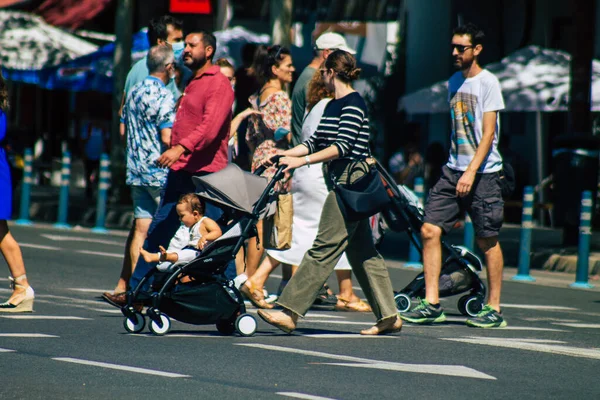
left=139, top=247, right=159, bottom=263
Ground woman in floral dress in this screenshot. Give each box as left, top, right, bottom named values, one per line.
left=242, top=45, right=294, bottom=303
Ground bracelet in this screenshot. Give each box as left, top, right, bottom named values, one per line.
left=305, top=155, right=311, bottom=167
left=157, top=252, right=162, bottom=261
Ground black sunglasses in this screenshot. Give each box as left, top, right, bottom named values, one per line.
left=451, top=44, right=474, bottom=53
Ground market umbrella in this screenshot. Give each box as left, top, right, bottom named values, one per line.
left=0, top=10, right=97, bottom=81
left=399, top=45, right=600, bottom=113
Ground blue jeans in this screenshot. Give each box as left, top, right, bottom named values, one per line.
left=129, top=169, right=235, bottom=290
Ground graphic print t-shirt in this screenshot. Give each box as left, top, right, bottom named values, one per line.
left=447, top=69, right=505, bottom=173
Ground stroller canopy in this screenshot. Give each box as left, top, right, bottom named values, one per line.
left=193, top=164, right=268, bottom=214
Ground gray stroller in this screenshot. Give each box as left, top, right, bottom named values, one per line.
left=121, top=161, right=286, bottom=336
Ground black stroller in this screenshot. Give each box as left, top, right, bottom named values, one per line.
left=121, top=161, right=287, bottom=336
left=376, top=161, right=486, bottom=317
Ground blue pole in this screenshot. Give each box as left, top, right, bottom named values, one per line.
left=463, top=213, right=475, bottom=250
left=571, top=191, right=594, bottom=289
left=15, top=148, right=33, bottom=226
left=405, top=177, right=424, bottom=269
left=92, top=154, right=110, bottom=233
left=53, top=151, right=72, bottom=229
left=513, top=186, right=536, bottom=281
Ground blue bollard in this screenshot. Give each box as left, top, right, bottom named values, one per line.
left=405, top=177, right=424, bottom=269
left=15, top=148, right=33, bottom=226
left=53, top=151, right=72, bottom=229
left=571, top=191, right=594, bottom=289
left=92, top=154, right=110, bottom=234
left=463, top=213, right=475, bottom=250
left=513, top=186, right=536, bottom=281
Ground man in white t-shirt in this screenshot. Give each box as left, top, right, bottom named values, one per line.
left=401, top=23, right=507, bottom=328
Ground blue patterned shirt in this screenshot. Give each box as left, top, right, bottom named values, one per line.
left=123, top=76, right=175, bottom=187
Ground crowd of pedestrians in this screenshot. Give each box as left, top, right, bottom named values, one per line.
left=2, top=17, right=510, bottom=333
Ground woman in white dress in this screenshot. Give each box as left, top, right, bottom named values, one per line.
left=240, top=67, right=371, bottom=312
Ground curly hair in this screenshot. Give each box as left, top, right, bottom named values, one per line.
left=0, top=72, right=8, bottom=111
left=306, top=62, right=333, bottom=112
left=178, top=193, right=204, bottom=214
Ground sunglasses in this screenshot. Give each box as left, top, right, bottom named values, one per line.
left=269, top=45, right=284, bottom=60
left=451, top=44, right=474, bottom=53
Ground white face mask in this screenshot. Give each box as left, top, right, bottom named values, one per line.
left=170, top=41, right=185, bottom=62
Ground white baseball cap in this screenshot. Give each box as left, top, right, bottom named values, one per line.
left=315, top=32, right=356, bottom=55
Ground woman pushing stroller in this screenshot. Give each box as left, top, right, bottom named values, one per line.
left=140, top=193, right=222, bottom=272
left=257, top=50, right=402, bottom=335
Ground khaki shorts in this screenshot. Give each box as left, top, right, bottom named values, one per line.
left=423, top=166, right=504, bottom=238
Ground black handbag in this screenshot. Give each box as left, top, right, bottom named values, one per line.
left=498, top=162, right=515, bottom=198
left=332, top=166, right=391, bottom=222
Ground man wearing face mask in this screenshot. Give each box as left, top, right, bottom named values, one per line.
left=109, top=31, right=235, bottom=303
left=102, top=46, right=177, bottom=306
left=118, top=16, right=188, bottom=141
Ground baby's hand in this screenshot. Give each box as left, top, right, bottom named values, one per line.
left=199, top=238, right=208, bottom=250
left=158, top=245, right=167, bottom=261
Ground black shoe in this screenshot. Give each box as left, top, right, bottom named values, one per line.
left=466, top=305, right=507, bottom=328
left=312, top=284, right=338, bottom=306
left=399, top=298, right=446, bottom=324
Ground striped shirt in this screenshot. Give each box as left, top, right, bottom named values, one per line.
left=303, top=92, right=371, bottom=160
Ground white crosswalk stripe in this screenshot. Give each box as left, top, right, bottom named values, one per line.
left=237, top=343, right=496, bottom=380
left=442, top=337, right=600, bottom=360
left=0, top=348, right=16, bottom=352
left=0, top=315, right=91, bottom=320
left=552, top=323, right=600, bottom=329
left=52, top=357, right=191, bottom=378
left=0, top=333, right=58, bottom=338
left=41, top=234, right=124, bottom=246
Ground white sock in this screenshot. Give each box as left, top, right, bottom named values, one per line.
left=233, top=273, right=248, bottom=290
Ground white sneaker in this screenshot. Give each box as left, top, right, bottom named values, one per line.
left=233, top=273, right=248, bottom=290
left=263, top=288, right=278, bottom=304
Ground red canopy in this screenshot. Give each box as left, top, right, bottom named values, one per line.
left=0, top=0, right=28, bottom=7
left=34, top=0, right=112, bottom=29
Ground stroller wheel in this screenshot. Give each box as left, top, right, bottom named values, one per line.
left=458, top=295, right=484, bottom=317
left=216, top=319, right=236, bottom=336
left=123, top=312, right=145, bottom=333
left=235, top=314, right=257, bottom=337
left=394, top=293, right=412, bottom=313
left=149, top=313, right=171, bottom=336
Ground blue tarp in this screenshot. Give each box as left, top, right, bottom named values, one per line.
left=3, top=29, right=149, bottom=93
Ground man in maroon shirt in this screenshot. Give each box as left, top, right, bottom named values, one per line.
left=123, top=31, right=235, bottom=296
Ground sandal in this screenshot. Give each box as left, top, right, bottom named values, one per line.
left=313, top=284, right=338, bottom=306
left=0, top=275, right=34, bottom=313
left=334, top=297, right=372, bottom=312
left=240, top=280, right=274, bottom=309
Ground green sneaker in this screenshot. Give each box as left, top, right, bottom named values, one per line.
left=466, top=305, right=507, bottom=328
left=399, top=298, right=446, bottom=324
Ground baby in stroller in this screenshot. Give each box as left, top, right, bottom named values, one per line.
left=139, top=193, right=222, bottom=272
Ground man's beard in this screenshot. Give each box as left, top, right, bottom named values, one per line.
left=455, top=57, right=474, bottom=71
left=185, top=57, right=207, bottom=71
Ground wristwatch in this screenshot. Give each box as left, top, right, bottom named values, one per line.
left=305, top=155, right=311, bottom=167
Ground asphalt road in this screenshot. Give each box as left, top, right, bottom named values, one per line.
left=0, top=224, right=599, bottom=400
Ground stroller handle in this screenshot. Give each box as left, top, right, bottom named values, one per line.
left=251, top=155, right=287, bottom=219
left=253, top=155, right=283, bottom=176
